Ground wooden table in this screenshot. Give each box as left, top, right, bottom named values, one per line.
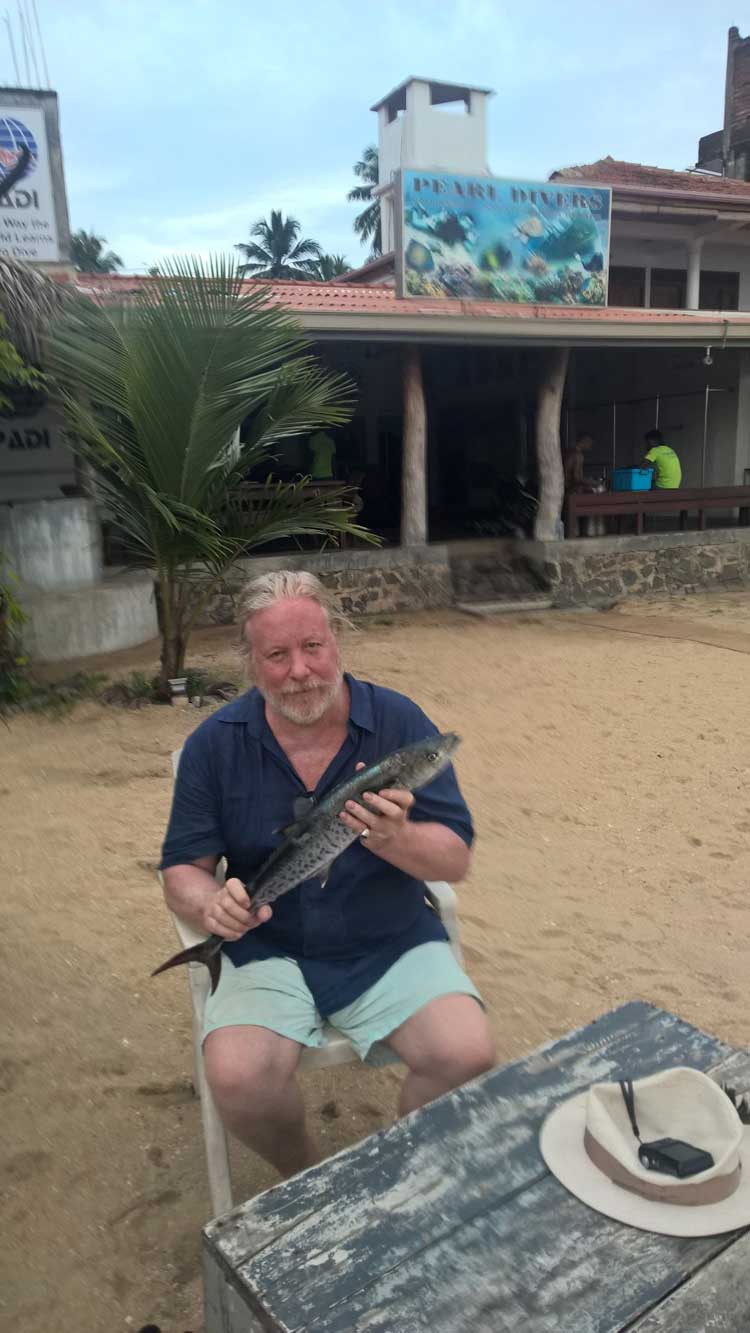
left=203, top=1002, right=750, bottom=1332
left=565, top=485, right=750, bottom=537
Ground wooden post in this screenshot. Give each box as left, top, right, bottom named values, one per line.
left=533, top=347, right=570, bottom=541
left=401, top=345, right=427, bottom=546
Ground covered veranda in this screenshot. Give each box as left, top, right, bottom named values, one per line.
left=245, top=282, right=750, bottom=550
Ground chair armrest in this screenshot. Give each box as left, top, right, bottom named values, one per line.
left=425, top=880, right=463, bottom=966
left=157, top=858, right=227, bottom=950
left=425, top=879, right=457, bottom=921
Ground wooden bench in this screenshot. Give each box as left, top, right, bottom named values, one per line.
left=203, top=1001, right=750, bottom=1332
left=565, top=485, right=750, bottom=537
left=232, top=479, right=361, bottom=548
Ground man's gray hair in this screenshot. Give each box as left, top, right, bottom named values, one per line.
left=237, top=570, right=345, bottom=649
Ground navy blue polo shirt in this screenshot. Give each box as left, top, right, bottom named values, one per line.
left=159, top=674, right=473, bottom=1015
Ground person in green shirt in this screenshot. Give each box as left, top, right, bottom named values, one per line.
left=643, top=430, right=682, bottom=489
left=308, top=431, right=336, bottom=480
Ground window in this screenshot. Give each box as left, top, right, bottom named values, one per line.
left=607, top=266, right=646, bottom=308
left=699, top=270, right=739, bottom=311
left=650, top=269, right=686, bottom=310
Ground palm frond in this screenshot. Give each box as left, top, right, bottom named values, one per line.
left=0, top=258, right=73, bottom=363
left=218, top=478, right=378, bottom=564
left=47, top=254, right=361, bottom=578
left=288, top=237, right=323, bottom=262
left=348, top=149, right=382, bottom=256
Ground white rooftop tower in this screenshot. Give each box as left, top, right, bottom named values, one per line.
left=372, top=77, right=494, bottom=253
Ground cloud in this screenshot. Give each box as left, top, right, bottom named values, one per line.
left=49, top=0, right=740, bottom=273
left=108, top=171, right=365, bottom=270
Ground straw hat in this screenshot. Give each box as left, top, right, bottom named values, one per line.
left=540, top=1066, right=750, bottom=1237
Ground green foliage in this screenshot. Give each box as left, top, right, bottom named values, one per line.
left=99, top=667, right=239, bottom=708
left=0, top=553, right=107, bottom=717
left=183, top=667, right=238, bottom=701
left=71, top=229, right=123, bottom=274
left=47, top=254, right=376, bottom=685
left=0, top=312, right=45, bottom=412
left=348, top=146, right=382, bottom=258
left=100, top=670, right=157, bottom=707
left=310, top=254, right=351, bottom=282
left=0, top=552, right=28, bottom=711
left=1, top=666, right=106, bottom=717
left=235, top=212, right=322, bottom=279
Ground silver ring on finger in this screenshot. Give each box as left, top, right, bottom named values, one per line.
left=359, top=826, right=370, bottom=842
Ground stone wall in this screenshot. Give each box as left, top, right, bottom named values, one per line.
left=197, top=544, right=453, bottom=625
left=196, top=530, right=750, bottom=626
left=530, top=528, right=750, bottom=606
left=448, top=539, right=550, bottom=602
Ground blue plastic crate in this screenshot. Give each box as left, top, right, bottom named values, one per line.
left=611, top=467, right=653, bottom=492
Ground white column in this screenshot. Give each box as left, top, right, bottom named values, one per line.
left=686, top=238, right=704, bottom=310
left=643, top=266, right=652, bottom=309
left=733, top=349, right=750, bottom=484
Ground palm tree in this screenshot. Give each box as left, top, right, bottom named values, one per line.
left=235, top=211, right=322, bottom=279
left=47, top=255, right=374, bottom=688
left=310, top=254, right=351, bottom=282
left=348, top=146, right=382, bottom=257
left=71, top=230, right=123, bottom=275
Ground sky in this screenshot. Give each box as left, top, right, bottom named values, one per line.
left=12, top=0, right=750, bottom=273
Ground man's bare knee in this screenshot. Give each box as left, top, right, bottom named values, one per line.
left=420, top=1028, right=495, bottom=1084
left=204, top=1026, right=301, bottom=1109
left=390, top=995, right=496, bottom=1084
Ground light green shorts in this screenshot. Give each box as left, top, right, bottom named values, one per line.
left=202, top=942, right=482, bottom=1062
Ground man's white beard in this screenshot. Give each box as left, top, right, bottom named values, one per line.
left=265, top=670, right=343, bottom=725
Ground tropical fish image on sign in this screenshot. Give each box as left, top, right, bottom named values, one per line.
left=399, top=171, right=611, bottom=306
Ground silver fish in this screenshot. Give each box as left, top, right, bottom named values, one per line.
left=153, top=732, right=461, bottom=993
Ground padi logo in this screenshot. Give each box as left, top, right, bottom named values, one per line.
left=0, top=115, right=38, bottom=181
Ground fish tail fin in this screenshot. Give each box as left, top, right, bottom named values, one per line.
left=152, top=938, right=223, bottom=994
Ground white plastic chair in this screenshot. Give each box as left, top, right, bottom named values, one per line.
left=159, top=747, right=465, bottom=1216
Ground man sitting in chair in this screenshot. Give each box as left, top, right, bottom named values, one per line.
left=159, top=570, right=494, bottom=1177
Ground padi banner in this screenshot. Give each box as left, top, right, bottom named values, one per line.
left=399, top=170, right=611, bottom=306
left=0, top=106, right=60, bottom=261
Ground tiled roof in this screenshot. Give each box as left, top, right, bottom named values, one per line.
left=551, top=156, right=750, bottom=200
left=70, top=272, right=750, bottom=324
left=338, top=251, right=396, bottom=285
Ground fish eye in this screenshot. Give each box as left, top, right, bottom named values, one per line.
left=427, top=750, right=439, bottom=762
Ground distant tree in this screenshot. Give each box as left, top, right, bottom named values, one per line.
left=348, top=146, right=381, bottom=257
left=235, top=211, right=322, bottom=279
left=310, top=254, right=351, bottom=282
left=71, top=230, right=123, bottom=274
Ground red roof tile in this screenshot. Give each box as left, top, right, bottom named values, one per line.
left=338, top=252, right=396, bottom=285
left=71, top=272, right=750, bottom=324
left=551, top=156, right=750, bottom=201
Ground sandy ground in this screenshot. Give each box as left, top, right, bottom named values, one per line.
left=3, top=591, right=750, bottom=1332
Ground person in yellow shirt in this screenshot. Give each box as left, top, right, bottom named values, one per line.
left=308, top=431, right=336, bottom=480
left=643, top=430, right=682, bottom=489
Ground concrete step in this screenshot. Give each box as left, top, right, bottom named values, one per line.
left=456, top=598, right=554, bottom=617
left=19, top=570, right=158, bottom=661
